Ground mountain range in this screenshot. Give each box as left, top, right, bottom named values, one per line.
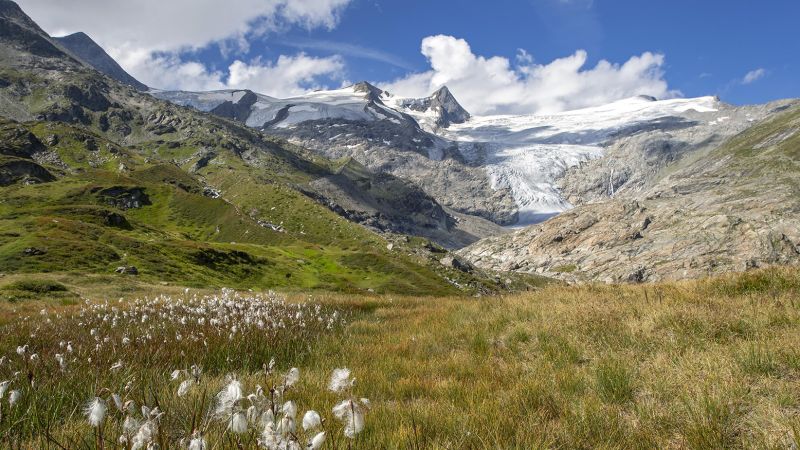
left=1, top=0, right=798, bottom=285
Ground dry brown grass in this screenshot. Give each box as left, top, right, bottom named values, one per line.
left=2, top=267, right=800, bottom=448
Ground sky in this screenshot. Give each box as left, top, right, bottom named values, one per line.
left=16, top=0, right=800, bottom=115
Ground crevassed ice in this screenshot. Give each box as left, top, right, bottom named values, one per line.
left=441, top=96, right=718, bottom=226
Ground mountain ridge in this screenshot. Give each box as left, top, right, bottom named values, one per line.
left=53, top=31, right=148, bottom=91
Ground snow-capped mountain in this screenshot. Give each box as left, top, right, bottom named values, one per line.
left=152, top=83, right=766, bottom=229
left=383, top=86, right=471, bottom=130
left=153, top=82, right=417, bottom=129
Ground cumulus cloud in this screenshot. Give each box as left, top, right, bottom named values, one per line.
left=742, top=68, right=767, bottom=84
left=227, top=54, right=345, bottom=97
left=16, top=0, right=351, bottom=93
left=17, top=0, right=350, bottom=53
left=381, top=35, right=677, bottom=115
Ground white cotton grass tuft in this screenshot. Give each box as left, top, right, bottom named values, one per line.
left=228, top=410, right=248, bottom=434
left=84, top=397, right=107, bottom=427
left=332, top=399, right=367, bottom=439
left=188, top=433, right=206, bottom=450
left=309, top=431, right=326, bottom=450
left=329, top=367, right=353, bottom=393
left=8, top=389, right=21, bottom=407
left=281, top=400, right=297, bottom=419
left=260, top=422, right=279, bottom=449
left=277, top=416, right=295, bottom=437
left=111, top=393, right=124, bottom=412
left=284, top=367, right=300, bottom=387
left=122, top=415, right=140, bottom=437
left=0, top=380, right=9, bottom=399
left=177, top=379, right=193, bottom=397
left=302, top=410, right=321, bottom=430
left=55, top=353, right=67, bottom=372
left=214, top=378, right=242, bottom=417
left=131, top=419, right=158, bottom=450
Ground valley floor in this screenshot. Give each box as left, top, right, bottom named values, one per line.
left=2, top=268, right=800, bottom=448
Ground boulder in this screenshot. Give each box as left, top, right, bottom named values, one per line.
left=440, top=255, right=473, bottom=273
left=114, top=266, right=138, bottom=275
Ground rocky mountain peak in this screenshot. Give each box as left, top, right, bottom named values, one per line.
left=398, top=85, right=470, bottom=129
left=428, top=85, right=470, bottom=126
left=54, top=31, right=148, bottom=91
left=352, top=81, right=385, bottom=102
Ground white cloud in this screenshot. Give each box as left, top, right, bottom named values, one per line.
left=515, top=49, right=534, bottom=65
left=116, top=49, right=344, bottom=96
left=742, top=68, right=766, bottom=84
left=227, top=53, right=345, bottom=97
left=16, top=0, right=352, bottom=92
left=381, top=35, right=677, bottom=115
left=17, top=0, right=351, bottom=54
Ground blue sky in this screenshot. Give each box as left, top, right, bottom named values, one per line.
left=253, top=0, right=798, bottom=105
left=19, top=0, right=800, bottom=113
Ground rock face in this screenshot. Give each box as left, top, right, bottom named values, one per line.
left=54, top=32, right=147, bottom=91
left=0, top=157, right=54, bottom=185
left=460, top=104, right=800, bottom=282
left=395, top=86, right=471, bottom=129
left=209, top=90, right=258, bottom=122
left=95, top=186, right=150, bottom=210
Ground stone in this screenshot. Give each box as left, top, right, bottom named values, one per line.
left=23, top=247, right=46, bottom=256
left=440, top=255, right=473, bottom=273
left=114, top=266, right=138, bottom=275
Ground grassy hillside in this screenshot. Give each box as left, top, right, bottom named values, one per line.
left=1, top=267, right=799, bottom=448
left=0, top=144, right=521, bottom=295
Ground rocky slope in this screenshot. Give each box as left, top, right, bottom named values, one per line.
left=460, top=103, right=800, bottom=282
left=53, top=31, right=147, bottom=91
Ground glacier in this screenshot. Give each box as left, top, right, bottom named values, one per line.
left=436, top=96, right=720, bottom=225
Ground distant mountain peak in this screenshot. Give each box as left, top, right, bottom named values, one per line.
left=396, top=85, right=470, bottom=129
left=351, top=81, right=386, bottom=102
left=54, top=31, right=147, bottom=91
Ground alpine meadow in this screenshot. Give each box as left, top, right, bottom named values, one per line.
left=1, top=0, right=799, bottom=448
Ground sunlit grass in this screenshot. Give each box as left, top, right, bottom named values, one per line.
left=2, top=267, right=800, bottom=448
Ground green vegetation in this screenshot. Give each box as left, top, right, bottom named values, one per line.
left=1, top=267, right=800, bottom=448
left=2, top=279, right=67, bottom=293
left=553, top=263, right=578, bottom=273
left=0, top=118, right=538, bottom=296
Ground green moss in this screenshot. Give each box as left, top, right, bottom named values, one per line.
left=553, top=264, right=578, bottom=273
